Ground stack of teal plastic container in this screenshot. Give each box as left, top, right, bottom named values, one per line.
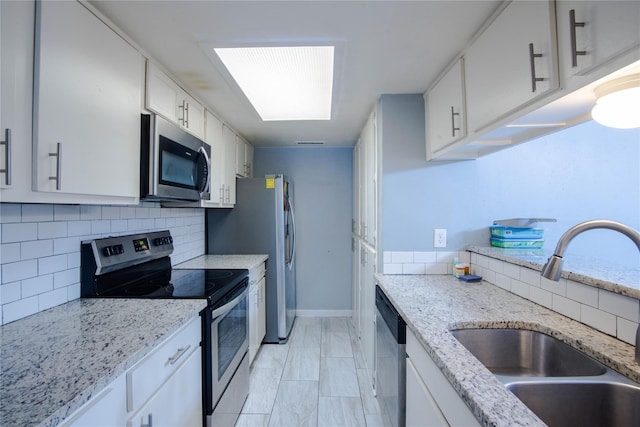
left=489, top=218, right=556, bottom=248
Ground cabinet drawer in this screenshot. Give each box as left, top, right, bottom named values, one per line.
left=249, top=261, right=266, bottom=284
left=127, top=316, right=200, bottom=412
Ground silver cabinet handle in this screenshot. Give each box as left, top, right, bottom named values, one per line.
left=569, top=9, right=586, bottom=68
left=225, top=185, right=231, bottom=203
left=184, top=102, right=190, bottom=127
left=49, top=142, right=62, bottom=190
left=166, top=344, right=191, bottom=365
left=140, top=413, right=152, bottom=427
left=528, top=43, right=545, bottom=92
left=178, top=100, right=186, bottom=125
left=450, top=106, right=460, bottom=137
left=1, top=129, right=11, bottom=185
left=219, top=185, right=224, bottom=203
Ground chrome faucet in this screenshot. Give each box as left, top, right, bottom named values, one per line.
left=540, top=220, right=640, bottom=363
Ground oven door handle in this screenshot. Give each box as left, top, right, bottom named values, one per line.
left=210, top=286, right=248, bottom=320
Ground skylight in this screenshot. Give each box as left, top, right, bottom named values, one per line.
left=214, top=46, right=334, bottom=121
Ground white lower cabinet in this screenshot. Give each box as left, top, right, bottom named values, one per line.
left=406, top=328, right=480, bottom=427
left=59, top=373, right=127, bottom=427
left=127, top=348, right=202, bottom=427
left=249, top=262, right=267, bottom=365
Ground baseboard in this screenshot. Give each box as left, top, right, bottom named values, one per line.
left=296, top=309, right=353, bottom=317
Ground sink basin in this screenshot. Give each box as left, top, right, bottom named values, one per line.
left=450, top=328, right=606, bottom=377
left=507, top=381, right=640, bottom=427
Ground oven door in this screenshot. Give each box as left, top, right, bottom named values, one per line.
left=204, top=283, right=249, bottom=426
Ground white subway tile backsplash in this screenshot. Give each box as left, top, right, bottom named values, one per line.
left=1, top=281, right=22, bottom=304
left=38, top=255, right=68, bottom=275
left=552, top=295, right=581, bottom=321
left=1, top=243, right=21, bottom=264
left=2, top=223, right=38, bottom=243
left=2, top=260, right=38, bottom=283
left=3, top=296, right=39, bottom=324
left=511, top=280, right=530, bottom=299
left=475, top=254, right=490, bottom=268
left=503, top=263, right=520, bottom=280
left=520, top=267, right=541, bottom=287
left=38, top=287, right=69, bottom=311
left=617, top=317, right=637, bottom=345
left=414, top=252, right=436, bottom=263
left=425, top=263, right=448, bottom=275
left=384, top=264, right=403, bottom=274
left=599, top=290, right=639, bottom=322
left=38, top=222, right=67, bottom=239
left=1, top=202, right=205, bottom=324
left=54, top=205, right=81, bottom=221
left=0, top=204, right=22, bottom=223
left=436, top=251, right=457, bottom=263
left=529, top=286, right=553, bottom=309
left=541, top=276, right=566, bottom=296
left=22, top=204, right=53, bottom=222
left=488, top=258, right=504, bottom=274
left=391, top=252, right=413, bottom=263
left=566, top=280, right=599, bottom=307
left=403, top=264, right=426, bottom=275
left=22, top=275, right=54, bottom=298
left=581, top=305, right=617, bottom=336
left=54, top=268, right=79, bottom=289
left=494, top=273, right=511, bottom=291
left=21, top=240, right=54, bottom=260
left=80, top=206, right=101, bottom=220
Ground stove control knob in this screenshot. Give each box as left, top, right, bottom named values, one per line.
left=102, top=246, right=113, bottom=257
left=114, top=244, right=124, bottom=254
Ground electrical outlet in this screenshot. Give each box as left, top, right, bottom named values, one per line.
left=434, top=229, right=447, bottom=248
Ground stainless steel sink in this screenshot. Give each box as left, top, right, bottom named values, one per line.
left=506, top=381, right=640, bottom=427
left=450, top=328, right=606, bottom=377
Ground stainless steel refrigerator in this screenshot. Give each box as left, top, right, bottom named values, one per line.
left=206, top=174, right=296, bottom=343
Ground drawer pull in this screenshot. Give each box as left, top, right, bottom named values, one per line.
left=1, top=128, right=11, bottom=185
left=140, top=413, right=152, bottom=427
left=166, top=345, right=191, bottom=366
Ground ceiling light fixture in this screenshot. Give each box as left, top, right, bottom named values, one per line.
left=591, top=74, right=640, bottom=129
left=214, top=46, right=334, bottom=121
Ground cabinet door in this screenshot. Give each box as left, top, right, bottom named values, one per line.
left=146, top=62, right=181, bottom=124
left=127, top=348, right=202, bottom=427
left=359, top=245, right=376, bottom=389
left=245, top=141, right=254, bottom=178
left=257, top=276, right=266, bottom=343
left=360, top=112, right=377, bottom=247
left=182, top=92, right=205, bottom=140
left=235, top=136, right=247, bottom=177
left=248, top=285, right=259, bottom=364
left=60, top=373, right=127, bottom=427
left=205, top=111, right=224, bottom=205
left=222, top=125, right=237, bottom=205
left=465, top=1, right=558, bottom=133
left=0, top=0, right=33, bottom=194
left=426, top=58, right=466, bottom=158
left=406, top=359, right=448, bottom=427
left=33, top=0, right=143, bottom=197
left=557, top=1, right=640, bottom=79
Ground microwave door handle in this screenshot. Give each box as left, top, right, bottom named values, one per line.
left=198, top=146, right=210, bottom=194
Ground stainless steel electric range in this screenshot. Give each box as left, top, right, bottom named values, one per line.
left=80, top=230, right=249, bottom=427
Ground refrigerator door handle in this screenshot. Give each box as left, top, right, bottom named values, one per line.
left=288, top=197, right=296, bottom=270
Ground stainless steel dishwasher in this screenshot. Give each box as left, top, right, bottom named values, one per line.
left=375, top=285, right=406, bottom=427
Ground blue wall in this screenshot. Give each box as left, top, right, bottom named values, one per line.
left=253, top=147, right=354, bottom=311
left=380, top=94, right=640, bottom=265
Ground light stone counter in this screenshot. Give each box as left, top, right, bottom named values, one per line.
left=467, top=245, right=640, bottom=298
left=375, top=274, right=640, bottom=427
left=0, top=298, right=207, bottom=427
left=175, top=254, right=268, bottom=271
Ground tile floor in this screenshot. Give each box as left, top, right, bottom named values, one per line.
left=236, top=317, right=385, bottom=427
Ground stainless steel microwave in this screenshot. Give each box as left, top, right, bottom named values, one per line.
left=140, top=114, right=211, bottom=201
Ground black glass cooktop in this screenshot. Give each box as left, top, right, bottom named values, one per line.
left=84, top=257, right=248, bottom=305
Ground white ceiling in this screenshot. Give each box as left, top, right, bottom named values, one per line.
left=90, top=0, right=501, bottom=147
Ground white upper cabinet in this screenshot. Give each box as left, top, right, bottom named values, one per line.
left=426, top=58, right=466, bottom=159
left=32, top=0, right=144, bottom=200
left=465, top=0, right=559, bottom=134
left=146, top=61, right=205, bottom=140
left=206, top=111, right=225, bottom=206
left=235, top=136, right=254, bottom=178
left=222, top=124, right=237, bottom=205
left=556, top=1, right=640, bottom=82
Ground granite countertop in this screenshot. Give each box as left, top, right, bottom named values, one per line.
left=0, top=298, right=207, bottom=427
left=175, top=254, right=268, bottom=271
left=467, top=245, right=640, bottom=298
left=375, top=274, right=640, bottom=427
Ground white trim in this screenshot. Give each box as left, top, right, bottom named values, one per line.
left=296, top=309, right=352, bottom=317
